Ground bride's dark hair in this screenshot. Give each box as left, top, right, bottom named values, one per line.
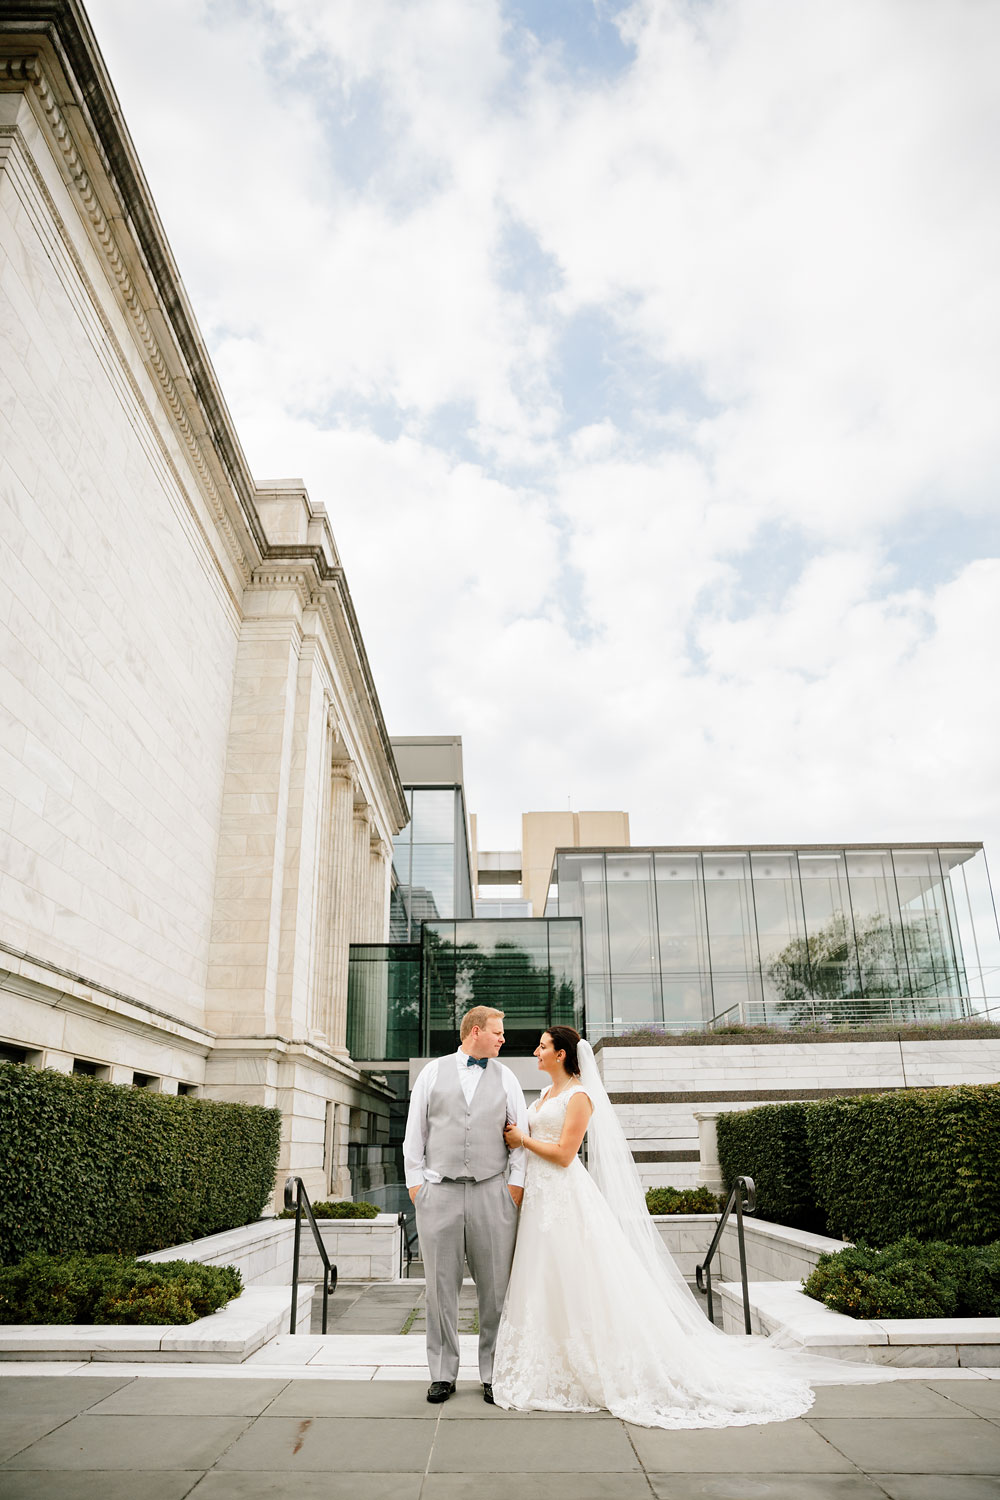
left=546, top=1025, right=582, bottom=1076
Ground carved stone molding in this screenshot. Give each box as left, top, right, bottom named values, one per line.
left=0, top=54, right=254, bottom=590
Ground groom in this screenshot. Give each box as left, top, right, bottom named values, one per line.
left=403, top=1005, right=529, bottom=1404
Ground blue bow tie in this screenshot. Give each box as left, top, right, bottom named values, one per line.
left=465, top=1056, right=488, bottom=1069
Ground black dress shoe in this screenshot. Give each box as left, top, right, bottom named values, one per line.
left=427, top=1380, right=456, bottom=1404
left=482, top=1382, right=495, bottom=1405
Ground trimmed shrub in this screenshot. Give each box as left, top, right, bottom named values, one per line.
left=806, top=1084, right=1000, bottom=1247
left=645, top=1185, right=722, bottom=1214
left=0, top=1252, right=242, bottom=1325
left=278, top=1200, right=380, bottom=1220
left=0, top=1063, right=281, bottom=1262
left=803, top=1238, right=1000, bottom=1320
left=716, top=1102, right=824, bottom=1232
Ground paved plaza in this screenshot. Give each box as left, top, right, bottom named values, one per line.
left=2, top=1282, right=999, bottom=1497
left=1, top=1369, right=1000, bottom=1498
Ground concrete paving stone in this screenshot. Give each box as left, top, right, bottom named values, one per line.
left=0, top=1375, right=131, bottom=1414
left=626, top=1421, right=855, bottom=1474
left=429, top=1415, right=641, bottom=1471
left=646, top=1477, right=889, bottom=1500
left=186, top=1474, right=423, bottom=1499
left=928, top=1382, right=1000, bottom=1418
left=805, top=1382, right=970, bottom=1417
left=1, top=1414, right=253, bottom=1470
left=87, top=1377, right=289, bottom=1416
left=214, top=1416, right=435, bottom=1472
left=439, top=1385, right=614, bottom=1418
left=875, top=1480, right=1000, bottom=1500
left=809, top=1417, right=1000, bottom=1474
left=0, top=1414, right=78, bottom=1464
left=422, top=1475, right=652, bottom=1500
left=264, top=1378, right=441, bottom=1418
left=0, top=1474, right=203, bottom=1500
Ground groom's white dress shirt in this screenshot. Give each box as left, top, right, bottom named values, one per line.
left=403, top=1048, right=529, bottom=1190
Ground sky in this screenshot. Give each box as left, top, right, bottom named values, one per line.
left=86, top=0, right=1000, bottom=859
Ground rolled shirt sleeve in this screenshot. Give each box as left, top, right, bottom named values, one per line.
left=402, top=1060, right=436, bottom=1190
left=502, top=1068, right=530, bottom=1188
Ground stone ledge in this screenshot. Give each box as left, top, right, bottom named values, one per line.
left=718, top=1280, right=1000, bottom=1366
left=0, top=1285, right=313, bottom=1364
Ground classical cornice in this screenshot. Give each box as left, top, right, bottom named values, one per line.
left=1, top=3, right=407, bottom=833
left=0, top=4, right=267, bottom=577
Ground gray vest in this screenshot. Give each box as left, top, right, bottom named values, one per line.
left=425, top=1057, right=509, bottom=1182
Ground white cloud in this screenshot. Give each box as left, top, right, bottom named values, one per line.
left=84, top=0, right=1000, bottom=868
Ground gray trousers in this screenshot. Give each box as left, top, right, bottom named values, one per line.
left=415, top=1174, right=519, bottom=1383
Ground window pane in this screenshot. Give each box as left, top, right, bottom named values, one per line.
left=410, top=789, right=456, bottom=843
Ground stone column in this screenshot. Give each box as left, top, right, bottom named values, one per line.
left=693, top=1109, right=725, bottom=1195
left=332, top=1100, right=353, bottom=1198
left=326, top=761, right=357, bottom=1055
left=206, top=614, right=301, bottom=1038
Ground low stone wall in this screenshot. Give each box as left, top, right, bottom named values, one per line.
left=654, top=1214, right=847, bottom=1284
left=297, top=1215, right=402, bottom=1283
left=0, top=1286, right=313, bottom=1364
left=718, top=1280, right=1000, bottom=1367
left=142, top=1213, right=403, bottom=1285
left=141, top=1218, right=295, bottom=1286
left=598, top=1038, right=1000, bottom=1190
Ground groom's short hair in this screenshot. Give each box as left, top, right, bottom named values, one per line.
left=460, top=1006, right=504, bottom=1040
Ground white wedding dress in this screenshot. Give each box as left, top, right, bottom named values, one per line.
left=491, top=1075, right=816, bottom=1429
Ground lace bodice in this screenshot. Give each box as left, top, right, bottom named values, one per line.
left=528, top=1084, right=588, bottom=1142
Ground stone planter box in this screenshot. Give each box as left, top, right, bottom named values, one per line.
left=296, top=1215, right=402, bottom=1283
left=140, top=1213, right=403, bottom=1286
left=718, top=1280, right=1000, bottom=1367
left=0, top=1285, right=313, bottom=1364
left=653, top=1214, right=846, bottom=1283
left=0, top=1213, right=403, bottom=1367
left=141, top=1218, right=295, bottom=1286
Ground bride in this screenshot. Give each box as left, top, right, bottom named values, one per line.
left=490, top=1025, right=817, bottom=1429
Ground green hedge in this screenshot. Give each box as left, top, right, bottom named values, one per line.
left=0, top=1252, right=242, bottom=1325
left=644, top=1185, right=722, bottom=1214
left=806, top=1085, right=1000, bottom=1247
left=0, top=1064, right=281, bottom=1263
left=278, top=1200, right=380, bottom=1220
left=804, top=1238, right=1000, bottom=1319
left=716, top=1083, right=1000, bottom=1246
left=716, top=1102, right=824, bottom=1232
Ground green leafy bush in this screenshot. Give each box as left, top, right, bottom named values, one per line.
left=803, top=1238, right=1000, bottom=1320
left=806, top=1084, right=1000, bottom=1247
left=644, top=1185, right=722, bottom=1214
left=0, top=1063, right=281, bottom=1262
left=278, top=1200, right=380, bottom=1220
left=0, top=1252, right=242, bottom=1325
left=716, top=1102, right=824, bottom=1232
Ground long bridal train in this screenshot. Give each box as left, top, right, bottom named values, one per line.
left=491, top=1038, right=885, bottom=1429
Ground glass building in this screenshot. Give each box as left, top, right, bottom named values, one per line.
left=348, top=917, right=584, bottom=1061
left=390, top=785, right=474, bottom=940
left=546, top=844, right=1000, bottom=1038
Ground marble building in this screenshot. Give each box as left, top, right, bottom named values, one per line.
left=0, top=2, right=406, bottom=1203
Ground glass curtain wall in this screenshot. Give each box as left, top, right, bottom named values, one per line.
left=347, top=918, right=584, bottom=1058
left=390, top=785, right=474, bottom=940
left=550, top=846, right=994, bottom=1036
left=346, top=944, right=422, bottom=1060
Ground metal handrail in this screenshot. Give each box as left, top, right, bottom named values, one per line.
left=397, top=1209, right=418, bottom=1277
left=695, top=1175, right=756, bottom=1333
left=283, top=1176, right=338, bottom=1335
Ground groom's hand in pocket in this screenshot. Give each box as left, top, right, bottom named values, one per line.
left=409, top=1184, right=422, bottom=1204
left=507, top=1185, right=524, bottom=1209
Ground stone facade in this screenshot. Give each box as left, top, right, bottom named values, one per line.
left=597, top=1039, right=1000, bottom=1189
left=0, top=8, right=407, bottom=1204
